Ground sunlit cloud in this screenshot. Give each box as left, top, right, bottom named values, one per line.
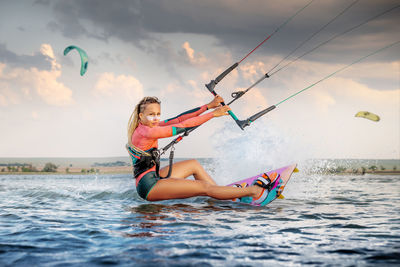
left=180, top=41, right=208, bottom=66
left=40, top=43, right=56, bottom=60
left=239, top=61, right=267, bottom=82
left=0, top=88, right=19, bottom=107
left=0, top=44, right=73, bottom=106
left=34, top=71, right=73, bottom=106
left=94, top=72, right=144, bottom=101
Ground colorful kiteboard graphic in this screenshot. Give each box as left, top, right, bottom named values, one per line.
left=226, top=164, right=298, bottom=206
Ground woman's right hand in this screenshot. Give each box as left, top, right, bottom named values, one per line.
left=207, top=95, right=224, bottom=109
left=212, top=105, right=231, bottom=117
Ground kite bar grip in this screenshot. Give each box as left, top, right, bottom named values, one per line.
left=205, top=62, right=238, bottom=92
left=204, top=62, right=241, bottom=126
left=248, top=105, right=276, bottom=122
left=215, top=62, right=238, bottom=83
left=236, top=105, right=276, bottom=130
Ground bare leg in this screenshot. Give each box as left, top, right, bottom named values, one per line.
left=159, top=159, right=217, bottom=185
left=147, top=178, right=263, bottom=201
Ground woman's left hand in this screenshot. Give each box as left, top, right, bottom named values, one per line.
left=212, top=105, right=231, bottom=117
left=207, top=95, right=225, bottom=109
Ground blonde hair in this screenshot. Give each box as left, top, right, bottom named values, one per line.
left=127, top=96, right=161, bottom=155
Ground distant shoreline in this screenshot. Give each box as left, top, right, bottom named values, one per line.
left=1, top=169, right=399, bottom=176
left=1, top=166, right=399, bottom=176
left=0, top=166, right=133, bottom=175
left=0, top=157, right=399, bottom=175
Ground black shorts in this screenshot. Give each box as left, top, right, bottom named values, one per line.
left=136, top=171, right=159, bottom=200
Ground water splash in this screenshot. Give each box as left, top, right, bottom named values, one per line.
left=210, top=119, right=308, bottom=185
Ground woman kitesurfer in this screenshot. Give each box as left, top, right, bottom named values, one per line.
left=127, top=95, right=274, bottom=202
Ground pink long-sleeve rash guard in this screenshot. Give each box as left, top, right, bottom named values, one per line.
left=131, top=104, right=213, bottom=183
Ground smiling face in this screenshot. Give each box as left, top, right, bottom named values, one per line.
left=139, top=103, right=161, bottom=127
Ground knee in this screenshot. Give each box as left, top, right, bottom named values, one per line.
left=190, top=159, right=200, bottom=165
left=190, top=159, right=203, bottom=170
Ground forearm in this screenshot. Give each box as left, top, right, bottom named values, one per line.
left=147, top=112, right=214, bottom=138
left=160, top=105, right=208, bottom=126
left=171, top=112, right=214, bottom=135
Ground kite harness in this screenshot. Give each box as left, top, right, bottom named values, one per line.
left=126, top=145, right=174, bottom=179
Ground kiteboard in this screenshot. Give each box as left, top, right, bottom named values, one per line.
left=226, top=164, right=298, bottom=206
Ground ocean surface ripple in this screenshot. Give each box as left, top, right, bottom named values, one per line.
left=1, top=171, right=399, bottom=266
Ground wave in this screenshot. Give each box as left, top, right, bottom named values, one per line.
left=17, top=188, right=140, bottom=201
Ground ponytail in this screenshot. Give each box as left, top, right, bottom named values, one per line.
left=127, top=96, right=161, bottom=154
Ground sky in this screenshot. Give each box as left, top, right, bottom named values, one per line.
left=0, top=0, right=399, bottom=160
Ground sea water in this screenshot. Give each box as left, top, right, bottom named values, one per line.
left=1, top=164, right=399, bottom=266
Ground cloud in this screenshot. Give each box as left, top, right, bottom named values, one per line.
left=269, top=59, right=399, bottom=115
left=0, top=44, right=74, bottom=107
left=0, top=43, right=52, bottom=70
left=48, top=0, right=149, bottom=42
left=46, top=0, right=400, bottom=63
left=0, top=75, right=20, bottom=107
left=339, top=60, right=400, bottom=91
left=40, top=43, right=56, bottom=59
left=328, top=77, right=400, bottom=106
left=239, top=61, right=267, bottom=82
left=94, top=72, right=144, bottom=101
left=160, top=80, right=207, bottom=101
left=33, top=69, right=73, bottom=106
left=179, top=41, right=208, bottom=66
left=309, top=89, right=337, bottom=112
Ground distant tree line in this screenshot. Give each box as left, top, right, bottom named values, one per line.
left=42, top=163, right=58, bottom=172
left=80, top=168, right=99, bottom=174
left=0, top=162, right=58, bottom=172
left=0, top=163, right=28, bottom=167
